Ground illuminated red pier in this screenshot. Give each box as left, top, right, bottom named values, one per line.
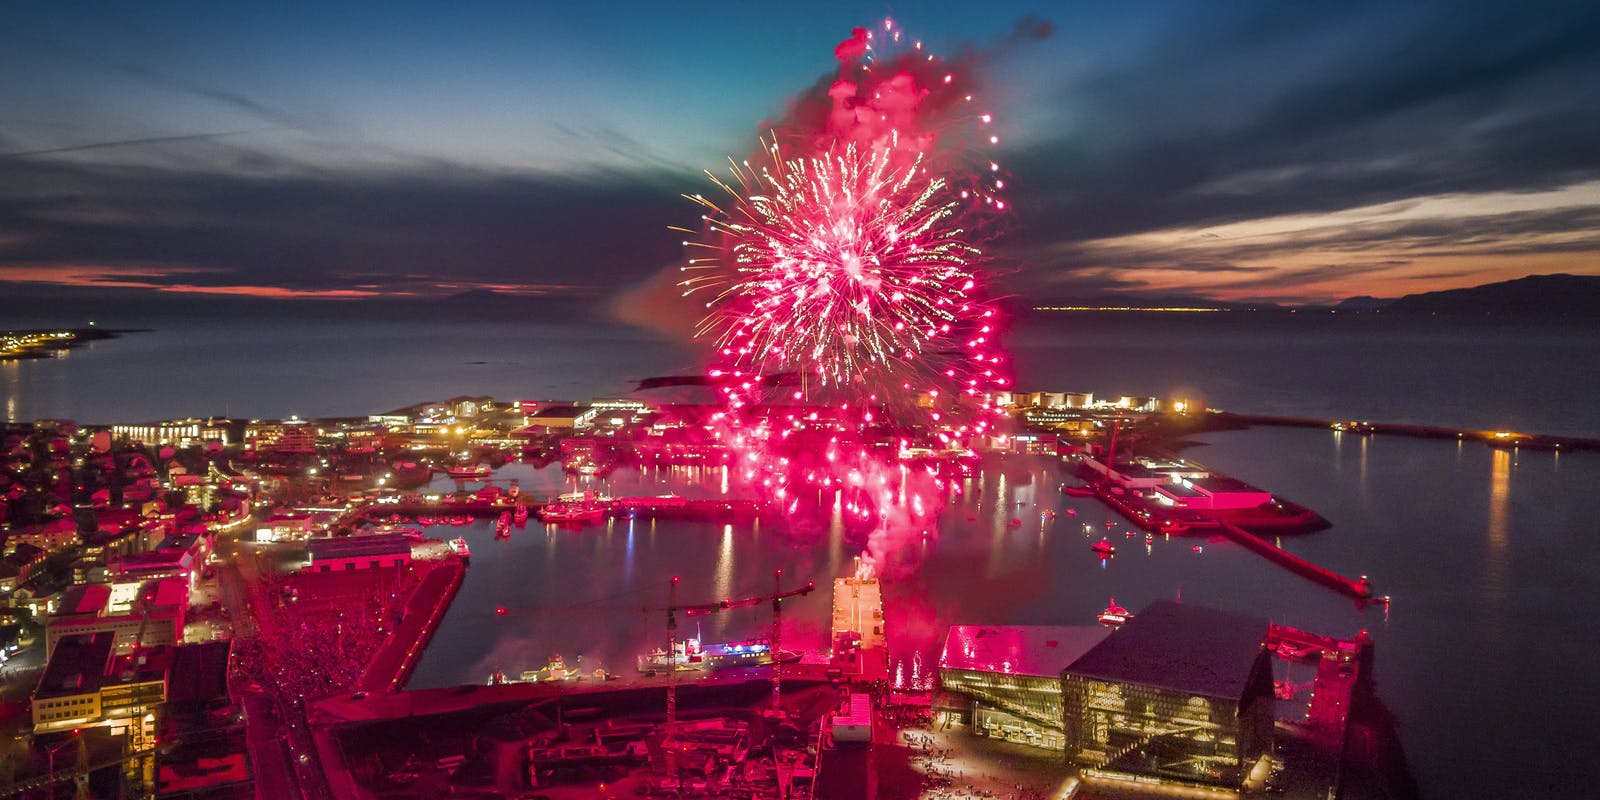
left=1266, top=623, right=1374, bottom=743
left=1218, top=522, right=1375, bottom=601
left=334, top=496, right=766, bottom=533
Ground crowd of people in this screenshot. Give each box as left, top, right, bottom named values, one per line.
left=900, top=726, right=1057, bottom=800
left=228, top=555, right=443, bottom=702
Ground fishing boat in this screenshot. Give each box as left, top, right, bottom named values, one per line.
left=637, top=638, right=705, bottom=673
left=488, top=655, right=582, bottom=685
left=512, top=504, right=529, bottom=523
left=1097, top=598, right=1132, bottom=626
left=444, top=464, right=491, bottom=480
left=537, top=491, right=610, bottom=524
left=636, top=637, right=796, bottom=674
left=1061, top=482, right=1096, bottom=498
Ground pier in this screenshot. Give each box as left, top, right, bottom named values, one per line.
left=1207, top=410, right=1600, bottom=452
left=354, top=558, right=466, bottom=694
left=333, top=496, right=768, bottom=534
left=1266, top=624, right=1373, bottom=746
left=1218, top=522, right=1374, bottom=600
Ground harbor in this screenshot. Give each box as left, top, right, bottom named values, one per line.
left=3, top=385, right=1581, bottom=799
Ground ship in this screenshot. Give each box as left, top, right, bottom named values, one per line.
left=448, top=537, right=470, bottom=560
left=390, top=460, right=432, bottom=485
left=444, top=464, right=491, bottom=480
left=488, top=655, right=609, bottom=684
left=1091, top=538, right=1116, bottom=555
left=1097, top=598, right=1132, bottom=626
left=831, top=558, right=889, bottom=681
left=637, top=638, right=705, bottom=673
left=537, top=491, right=610, bottom=524
left=636, top=637, right=798, bottom=674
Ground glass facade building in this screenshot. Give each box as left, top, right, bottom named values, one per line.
left=937, top=625, right=1111, bottom=751
left=1059, top=601, right=1274, bottom=790
left=1062, top=662, right=1274, bottom=787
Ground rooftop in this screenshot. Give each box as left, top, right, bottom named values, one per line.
left=35, top=631, right=115, bottom=699
left=1063, top=601, right=1268, bottom=700
left=57, top=583, right=113, bottom=617
left=305, top=533, right=413, bottom=561
left=940, top=625, right=1112, bottom=678
left=114, top=549, right=192, bottom=571
left=1156, top=482, right=1206, bottom=497
left=528, top=405, right=583, bottom=419
left=167, top=641, right=232, bottom=705
left=1190, top=475, right=1267, bottom=494
left=156, top=533, right=203, bottom=552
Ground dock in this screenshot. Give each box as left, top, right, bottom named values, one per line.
left=1266, top=624, right=1373, bottom=747
left=334, top=496, right=767, bottom=534
left=1218, top=522, right=1373, bottom=600
left=354, top=558, right=466, bottom=694
left=1208, top=410, right=1600, bottom=452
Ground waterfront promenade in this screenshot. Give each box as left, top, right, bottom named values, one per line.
left=354, top=558, right=465, bottom=694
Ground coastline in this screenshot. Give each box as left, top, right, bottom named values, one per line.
left=0, top=327, right=143, bottom=360
left=1141, top=408, right=1600, bottom=453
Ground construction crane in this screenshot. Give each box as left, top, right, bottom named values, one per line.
left=663, top=572, right=815, bottom=726
left=491, top=575, right=815, bottom=723
left=657, top=572, right=814, bottom=793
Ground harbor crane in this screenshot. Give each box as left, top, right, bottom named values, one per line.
left=664, top=571, right=815, bottom=725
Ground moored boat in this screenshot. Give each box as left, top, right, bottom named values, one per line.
left=1098, top=598, right=1132, bottom=626
left=537, top=491, right=610, bottom=524
left=636, top=637, right=791, bottom=673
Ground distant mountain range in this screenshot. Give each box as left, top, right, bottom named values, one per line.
left=1028, top=273, right=1600, bottom=317
left=1362, top=273, right=1600, bottom=316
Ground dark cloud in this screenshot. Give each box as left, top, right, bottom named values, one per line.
left=5, top=32, right=316, bottom=131
left=0, top=153, right=692, bottom=295
left=1002, top=1, right=1600, bottom=284
left=1005, top=16, right=1055, bottom=44
left=1194, top=261, right=1410, bottom=292
left=2, top=4, right=1597, bottom=308
left=1, top=130, right=265, bottom=158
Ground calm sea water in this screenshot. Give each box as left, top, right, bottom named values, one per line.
left=6, top=313, right=1599, bottom=436
left=7, top=312, right=1600, bottom=798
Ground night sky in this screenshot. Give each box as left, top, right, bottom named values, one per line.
left=2, top=0, right=1597, bottom=310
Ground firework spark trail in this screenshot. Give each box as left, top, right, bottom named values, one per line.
left=676, top=19, right=1017, bottom=574
left=682, top=139, right=990, bottom=392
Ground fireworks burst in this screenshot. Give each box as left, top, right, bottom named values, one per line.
left=667, top=19, right=1023, bottom=575
left=680, top=137, right=994, bottom=393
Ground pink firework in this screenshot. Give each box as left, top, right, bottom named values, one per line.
left=681, top=137, right=1001, bottom=397
left=671, top=19, right=1018, bottom=576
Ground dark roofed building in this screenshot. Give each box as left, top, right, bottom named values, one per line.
left=303, top=533, right=413, bottom=573
left=524, top=404, right=584, bottom=431
left=1064, top=601, right=1268, bottom=699
left=167, top=640, right=232, bottom=706
left=1061, top=601, right=1274, bottom=790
